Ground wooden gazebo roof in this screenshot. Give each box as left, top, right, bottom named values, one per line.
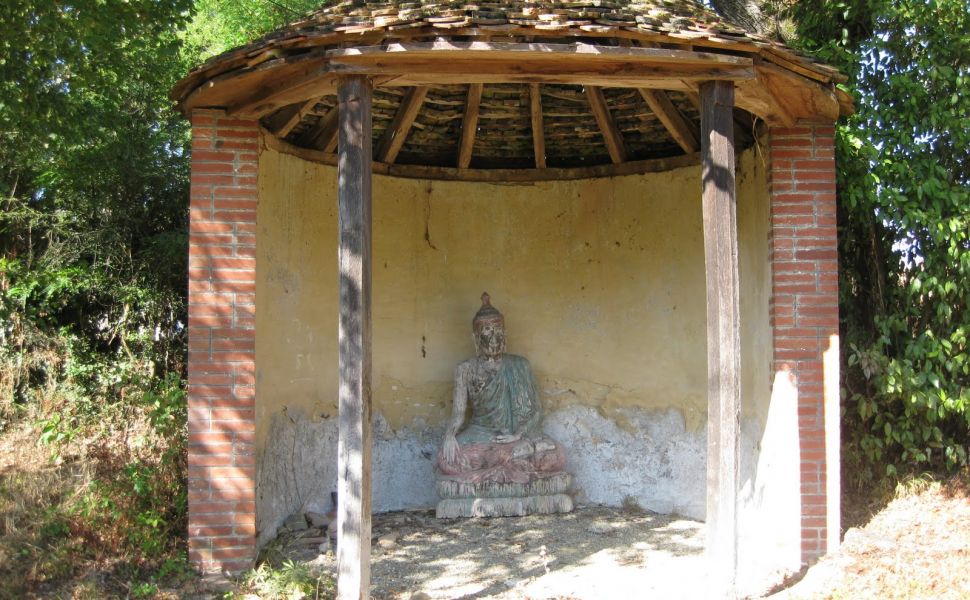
left=174, top=0, right=850, bottom=180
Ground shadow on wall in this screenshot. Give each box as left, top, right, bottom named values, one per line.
left=256, top=403, right=709, bottom=551
left=256, top=407, right=442, bottom=548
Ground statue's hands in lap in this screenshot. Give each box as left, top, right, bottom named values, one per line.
left=442, top=432, right=468, bottom=469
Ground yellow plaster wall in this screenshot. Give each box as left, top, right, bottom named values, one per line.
left=255, top=143, right=770, bottom=450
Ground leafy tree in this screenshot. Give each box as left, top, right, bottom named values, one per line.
left=184, top=0, right=321, bottom=59
left=792, top=0, right=970, bottom=477
left=1, top=0, right=193, bottom=411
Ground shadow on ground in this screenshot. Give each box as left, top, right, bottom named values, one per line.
left=268, top=506, right=706, bottom=599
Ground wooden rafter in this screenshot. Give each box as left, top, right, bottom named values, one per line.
left=227, top=60, right=334, bottom=116
left=458, top=83, right=483, bottom=169
left=297, top=106, right=339, bottom=153
left=638, top=89, right=699, bottom=153
left=264, top=131, right=701, bottom=182
left=375, top=86, right=428, bottom=164
left=585, top=86, right=626, bottom=164
left=275, top=97, right=321, bottom=138
left=529, top=84, right=546, bottom=169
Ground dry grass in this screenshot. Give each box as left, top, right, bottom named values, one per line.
left=773, top=471, right=970, bottom=600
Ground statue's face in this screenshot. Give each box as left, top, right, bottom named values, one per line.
left=474, top=320, right=506, bottom=358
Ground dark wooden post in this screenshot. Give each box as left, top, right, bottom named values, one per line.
left=700, top=80, right=740, bottom=597
left=336, top=75, right=373, bottom=600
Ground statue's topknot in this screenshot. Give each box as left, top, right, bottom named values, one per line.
left=473, top=292, right=504, bottom=330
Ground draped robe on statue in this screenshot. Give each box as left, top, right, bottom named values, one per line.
left=437, top=355, right=566, bottom=485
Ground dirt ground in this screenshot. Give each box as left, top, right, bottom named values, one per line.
left=258, top=474, right=970, bottom=600
left=265, top=506, right=708, bottom=600
left=259, top=471, right=970, bottom=600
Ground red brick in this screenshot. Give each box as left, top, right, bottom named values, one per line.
left=216, top=139, right=259, bottom=151
left=772, top=148, right=813, bottom=159
left=191, top=173, right=236, bottom=187
left=209, top=546, right=255, bottom=560
left=191, top=221, right=234, bottom=234
left=795, top=248, right=839, bottom=260
left=794, top=181, right=836, bottom=192
left=193, top=150, right=236, bottom=163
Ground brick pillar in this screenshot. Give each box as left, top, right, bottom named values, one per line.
left=768, top=124, right=840, bottom=563
left=186, top=110, right=259, bottom=575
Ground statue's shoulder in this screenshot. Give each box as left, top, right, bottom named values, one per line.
left=504, top=354, right=531, bottom=368
left=455, top=357, right=477, bottom=374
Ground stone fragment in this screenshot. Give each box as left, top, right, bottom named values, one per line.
left=436, top=494, right=573, bottom=518
left=377, top=531, right=399, bottom=549
left=284, top=512, right=308, bottom=531
left=587, top=521, right=613, bottom=534
left=306, top=510, right=332, bottom=528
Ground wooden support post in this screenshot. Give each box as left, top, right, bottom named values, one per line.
left=700, top=80, right=740, bottom=598
left=336, top=75, right=373, bottom=600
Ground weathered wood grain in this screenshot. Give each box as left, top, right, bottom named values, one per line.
left=638, top=89, right=699, bottom=153
left=262, top=131, right=701, bottom=181
left=375, top=86, right=428, bottom=163
left=529, top=84, right=546, bottom=169
left=585, top=86, right=626, bottom=164
left=700, top=79, right=740, bottom=599
left=458, top=83, right=483, bottom=169
left=336, top=75, right=373, bottom=600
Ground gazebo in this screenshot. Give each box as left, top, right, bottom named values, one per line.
left=173, top=1, right=849, bottom=597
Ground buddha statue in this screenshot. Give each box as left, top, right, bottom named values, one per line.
left=435, top=293, right=573, bottom=518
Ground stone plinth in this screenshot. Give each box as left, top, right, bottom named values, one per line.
left=436, top=472, right=573, bottom=518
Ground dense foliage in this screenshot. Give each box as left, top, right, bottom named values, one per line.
left=0, top=0, right=193, bottom=585
left=788, top=0, right=970, bottom=480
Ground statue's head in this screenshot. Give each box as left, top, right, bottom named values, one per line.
left=473, top=292, right=506, bottom=358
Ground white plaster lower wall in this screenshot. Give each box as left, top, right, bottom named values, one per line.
left=256, top=405, right=708, bottom=547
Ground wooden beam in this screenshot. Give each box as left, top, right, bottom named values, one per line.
left=639, top=89, right=699, bottom=153
left=458, top=83, right=483, bottom=169
left=585, top=86, right=626, bottom=164
left=299, top=106, right=340, bottom=153
left=529, top=84, right=546, bottom=169
left=228, top=59, right=335, bottom=116
left=336, top=75, right=373, bottom=600
left=264, top=130, right=701, bottom=182
left=375, top=86, right=428, bottom=164
left=276, top=97, right=321, bottom=138
left=700, top=79, right=740, bottom=598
